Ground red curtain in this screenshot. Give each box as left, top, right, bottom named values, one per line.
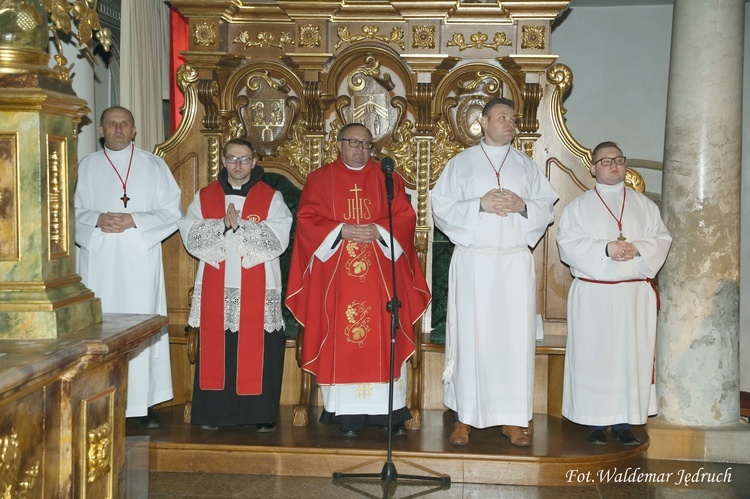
left=169, top=7, right=189, bottom=133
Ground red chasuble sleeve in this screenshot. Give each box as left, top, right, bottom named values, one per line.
left=286, top=158, right=430, bottom=385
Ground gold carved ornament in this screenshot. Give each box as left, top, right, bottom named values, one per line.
left=234, top=30, right=294, bottom=51
left=412, top=25, right=435, bottom=49
left=457, top=71, right=501, bottom=93
left=545, top=63, right=591, bottom=170
left=42, top=0, right=112, bottom=81
left=86, top=422, right=111, bottom=483
left=47, top=138, right=69, bottom=259
left=335, top=25, right=405, bottom=51
left=625, top=169, right=646, bottom=193
left=380, top=121, right=416, bottom=184
left=347, top=56, right=394, bottom=94
left=447, top=32, right=511, bottom=52
left=0, top=428, right=40, bottom=497
left=193, top=22, right=216, bottom=46
left=277, top=117, right=318, bottom=179
left=521, top=25, right=545, bottom=50
left=430, top=118, right=465, bottom=185
left=322, top=120, right=343, bottom=166
left=298, top=24, right=321, bottom=48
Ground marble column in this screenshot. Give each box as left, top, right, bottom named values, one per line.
left=657, top=0, right=744, bottom=426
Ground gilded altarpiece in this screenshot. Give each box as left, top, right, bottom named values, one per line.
left=162, top=1, right=642, bottom=422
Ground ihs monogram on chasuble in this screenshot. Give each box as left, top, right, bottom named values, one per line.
left=344, top=183, right=372, bottom=281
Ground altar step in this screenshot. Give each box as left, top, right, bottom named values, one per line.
left=126, top=405, right=647, bottom=486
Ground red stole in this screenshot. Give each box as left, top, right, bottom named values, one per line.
left=199, top=180, right=274, bottom=395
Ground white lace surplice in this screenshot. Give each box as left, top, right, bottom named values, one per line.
left=178, top=190, right=293, bottom=333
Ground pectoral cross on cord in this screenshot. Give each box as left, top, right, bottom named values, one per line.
left=103, top=145, right=135, bottom=208
left=481, top=143, right=511, bottom=187
left=594, top=186, right=627, bottom=241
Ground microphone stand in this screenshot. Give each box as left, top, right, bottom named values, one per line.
left=332, top=159, right=451, bottom=497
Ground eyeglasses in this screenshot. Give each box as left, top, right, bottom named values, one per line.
left=340, top=138, right=374, bottom=150
left=225, top=155, right=253, bottom=165
left=594, top=156, right=626, bottom=167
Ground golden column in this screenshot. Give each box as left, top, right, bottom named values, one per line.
left=0, top=0, right=109, bottom=338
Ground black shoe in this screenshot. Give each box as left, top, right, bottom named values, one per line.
left=138, top=407, right=161, bottom=429
left=392, top=424, right=407, bottom=436
left=611, top=428, right=640, bottom=445
left=586, top=429, right=606, bottom=445
left=256, top=423, right=276, bottom=433
left=199, top=425, right=219, bottom=431
left=340, top=429, right=358, bottom=437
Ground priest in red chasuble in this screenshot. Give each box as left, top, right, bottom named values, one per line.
left=286, top=123, right=431, bottom=436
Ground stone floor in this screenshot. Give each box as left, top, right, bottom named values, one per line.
left=142, top=459, right=750, bottom=498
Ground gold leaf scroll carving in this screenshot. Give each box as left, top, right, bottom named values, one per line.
left=234, top=31, right=294, bottom=51
left=447, top=32, right=511, bottom=52
left=336, top=25, right=405, bottom=51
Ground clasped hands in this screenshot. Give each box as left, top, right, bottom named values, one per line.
left=480, top=188, right=525, bottom=217
left=342, top=223, right=380, bottom=243
left=97, top=212, right=136, bottom=233
left=224, top=203, right=240, bottom=232
left=608, top=240, right=638, bottom=261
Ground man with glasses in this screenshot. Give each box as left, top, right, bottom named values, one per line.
left=286, top=123, right=430, bottom=436
left=557, top=141, right=671, bottom=445
left=179, top=137, right=292, bottom=431
left=75, top=106, right=182, bottom=429
left=432, top=97, right=558, bottom=447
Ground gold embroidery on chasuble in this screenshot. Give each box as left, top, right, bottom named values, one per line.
left=345, top=241, right=370, bottom=280
left=345, top=301, right=371, bottom=347
left=356, top=384, right=374, bottom=398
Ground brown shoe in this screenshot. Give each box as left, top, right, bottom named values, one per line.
left=449, top=421, right=471, bottom=445
left=501, top=425, right=532, bottom=447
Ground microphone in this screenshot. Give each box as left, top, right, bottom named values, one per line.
left=381, top=156, right=395, bottom=201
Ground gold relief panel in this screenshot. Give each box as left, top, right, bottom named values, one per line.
left=81, top=386, right=114, bottom=499
left=0, top=428, right=40, bottom=497
left=521, top=25, right=546, bottom=50
left=335, top=25, right=405, bottom=51
left=0, top=134, right=19, bottom=261
left=193, top=22, right=217, bottom=47
left=447, top=31, right=512, bottom=52
left=298, top=24, right=321, bottom=48
left=230, top=70, right=301, bottom=158
left=233, top=30, right=294, bottom=51
left=47, top=135, right=69, bottom=260
left=86, top=423, right=111, bottom=484
left=337, top=57, right=402, bottom=148
left=412, top=25, right=435, bottom=49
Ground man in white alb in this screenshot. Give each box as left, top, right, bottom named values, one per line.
left=75, top=106, right=182, bottom=428
left=557, top=141, right=671, bottom=445
left=432, top=97, right=558, bottom=447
